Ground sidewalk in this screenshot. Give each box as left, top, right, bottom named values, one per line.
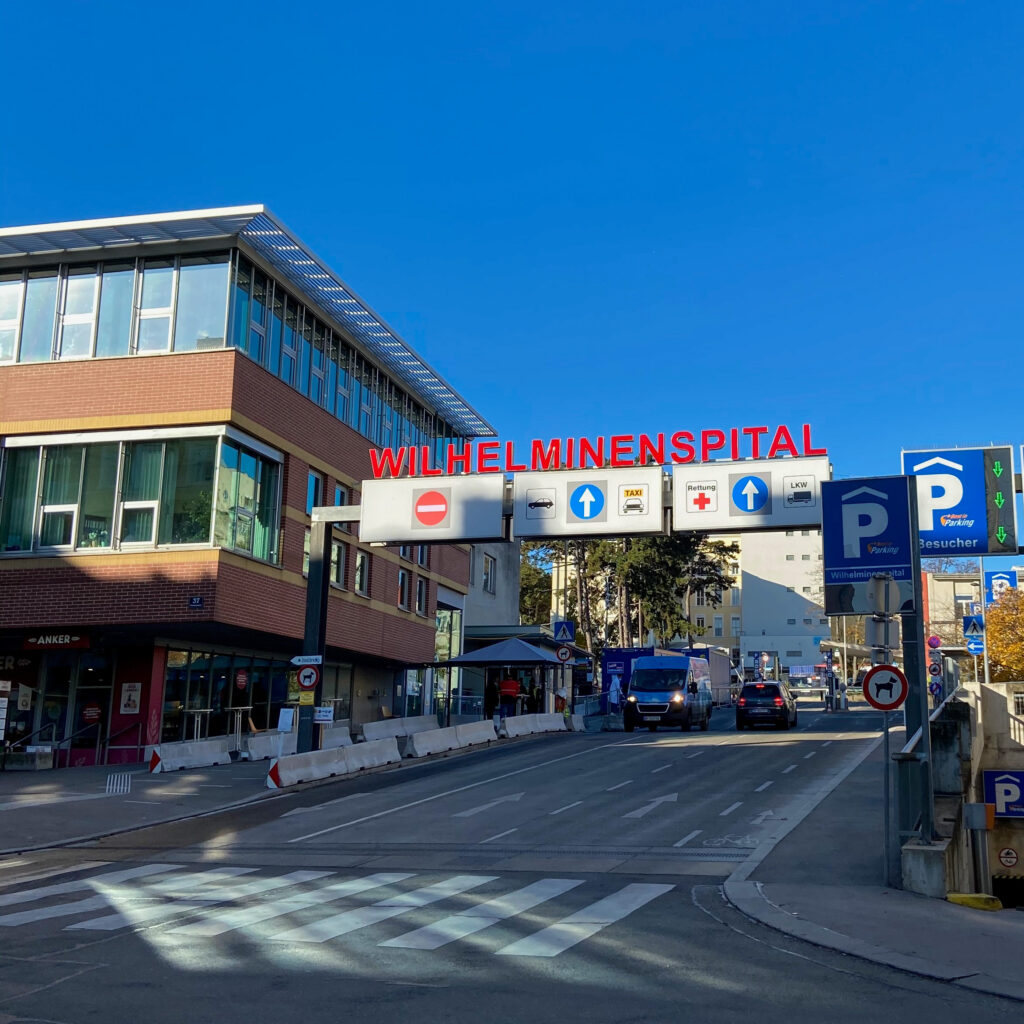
left=724, top=734, right=1024, bottom=1002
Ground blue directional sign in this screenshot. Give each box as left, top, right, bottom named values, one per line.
left=985, top=570, right=1018, bottom=606
left=821, top=476, right=915, bottom=616
left=966, top=637, right=985, bottom=656
left=962, top=615, right=984, bottom=637
left=552, top=620, right=576, bottom=643
left=901, top=446, right=1017, bottom=556
left=731, top=475, right=770, bottom=514
left=568, top=483, right=605, bottom=522
left=984, top=770, right=1024, bottom=818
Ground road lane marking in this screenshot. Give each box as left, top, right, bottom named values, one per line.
left=754, top=781, right=773, bottom=793
left=480, top=829, right=518, bottom=844
left=804, top=752, right=817, bottom=760
left=496, top=884, right=674, bottom=957
left=685, top=751, right=705, bottom=759
left=782, top=765, right=797, bottom=774
left=0, top=863, right=173, bottom=909
left=380, top=879, right=584, bottom=950
left=651, top=765, right=672, bottom=774
left=673, top=829, right=703, bottom=848
left=606, top=780, right=633, bottom=791
left=270, top=876, right=496, bottom=943
left=549, top=801, right=582, bottom=815
left=290, top=740, right=623, bottom=843
left=168, top=873, right=413, bottom=938
left=0, top=862, right=108, bottom=890
left=623, top=793, right=678, bottom=819
left=454, top=792, right=524, bottom=817
left=719, top=802, right=742, bottom=817
left=821, top=741, right=833, bottom=747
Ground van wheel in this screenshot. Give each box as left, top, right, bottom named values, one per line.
left=699, top=715, right=710, bottom=731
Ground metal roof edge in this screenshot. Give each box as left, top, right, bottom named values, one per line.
left=0, top=204, right=266, bottom=240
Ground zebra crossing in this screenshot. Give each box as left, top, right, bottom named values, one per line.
left=0, top=862, right=673, bottom=959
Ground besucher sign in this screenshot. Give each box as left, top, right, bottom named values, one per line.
left=369, top=423, right=827, bottom=478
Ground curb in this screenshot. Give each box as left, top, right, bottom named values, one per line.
left=723, top=879, right=1024, bottom=1003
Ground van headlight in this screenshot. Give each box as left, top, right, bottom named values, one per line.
left=627, top=695, right=637, bottom=703
left=671, top=693, right=684, bottom=703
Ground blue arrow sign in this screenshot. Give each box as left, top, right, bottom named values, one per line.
left=569, top=483, right=605, bottom=521
left=731, top=475, right=769, bottom=514
left=966, top=637, right=985, bottom=656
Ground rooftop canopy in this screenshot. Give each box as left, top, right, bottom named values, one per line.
left=0, top=205, right=495, bottom=438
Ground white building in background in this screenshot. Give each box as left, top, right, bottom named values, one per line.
left=687, top=528, right=830, bottom=679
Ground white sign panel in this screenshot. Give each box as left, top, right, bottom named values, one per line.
left=359, top=474, right=506, bottom=543
left=672, top=457, right=830, bottom=531
left=512, top=467, right=665, bottom=538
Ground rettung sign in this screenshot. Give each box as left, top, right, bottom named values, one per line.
left=370, top=423, right=827, bottom=479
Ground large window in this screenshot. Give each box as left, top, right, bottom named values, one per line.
left=0, top=436, right=220, bottom=553
left=354, top=551, right=371, bottom=596
left=215, top=439, right=280, bottom=561
left=482, top=554, right=496, bottom=594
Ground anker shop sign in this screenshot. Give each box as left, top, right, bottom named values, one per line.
left=23, top=634, right=91, bottom=650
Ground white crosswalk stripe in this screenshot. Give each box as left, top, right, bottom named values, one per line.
left=0, top=863, right=674, bottom=959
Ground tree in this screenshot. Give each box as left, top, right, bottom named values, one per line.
left=519, top=557, right=552, bottom=625
left=985, top=588, right=1024, bottom=681
left=922, top=556, right=980, bottom=575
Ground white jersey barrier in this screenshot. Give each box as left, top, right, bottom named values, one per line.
left=244, top=730, right=298, bottom=761
left=149, top=737, right=233, bottom=773
left=362, top=715, right=439, bottom=743
left=536, top=713, right=568, bottom=732
left=455, top=721, right=498, bottom=749
left=567, top=714, right=585, bottom=732
left=266, top=737, right=400, bottom=789
left=404, top=726, right=462, bottom=758
left=500, top=713, right=570, bottom=739
left=321, top=726, right=354, bottom=750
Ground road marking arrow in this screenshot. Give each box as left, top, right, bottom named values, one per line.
left=750, top=810, right=775, bottom=826
left=741, top=479, right=759, bottom=510
left=454, top=792, right=525, bottom=817
left=623, top=793, right=678, bottom=819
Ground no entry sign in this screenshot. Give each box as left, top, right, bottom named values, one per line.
left=413, top=489, right=449, bottom=528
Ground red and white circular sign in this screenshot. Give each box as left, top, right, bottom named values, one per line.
left=297, top=665, right=321, bottom=691
left=556, top=645, right=572, bottom=663
left=414, top=490, right=449, bottom=527
left=862, top=664, right=909, bottom=711
left=998, top=847, right=1018, bottom=868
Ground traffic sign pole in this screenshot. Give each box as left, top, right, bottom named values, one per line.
left=297, top=519, right=331, bottom=754
left=980, top=555, right=992, bottom=690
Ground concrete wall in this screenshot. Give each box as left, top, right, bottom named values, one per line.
left=464, top=542, right=521, bottom=627
left=980, top=682, right=1024, bottom=769
left=350, top=664, right=398, bottom=733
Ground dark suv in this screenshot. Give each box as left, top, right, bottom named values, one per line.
left=735, top=682, right=798, bottom=730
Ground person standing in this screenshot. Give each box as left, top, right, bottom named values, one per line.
left=498, top=672, right=520, bottom=718
left=484, top=676, right=499, bottom=721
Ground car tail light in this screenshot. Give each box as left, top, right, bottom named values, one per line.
left=738, top=698, right=746, bottom=707
left=773, top=697, right=784, bottom=706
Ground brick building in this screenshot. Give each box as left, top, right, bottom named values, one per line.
left=0, top=206, right=494, bottom=766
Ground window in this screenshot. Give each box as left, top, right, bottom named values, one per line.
left=695, top=615, right=705, bottom=630
left=730, top=587, right=740, bottom=605
left=482, top=554, right=496, bottom=594
left=174, top=255, right=229, bottom=351
left=416, top=545, right=429, bottom=567
left=1014, top=694, right=1024, bottom=717
left=786, top=587, right=795, bottom=593
left=95, top=262, right=135, bottom=358
left=468, top=547, right=476, bottom=584
left=398, top=569, right=410, bottom=608
left=786, top=649, right=802, bottom=657
left=713, top=615, right=723, bottom=638
left=19, top=270, right=59, bottom=362
left=787, top=618, right=796, bottom=625
left=802, top=586, right=811, bottom=594
left=0, top=272, right=23, bottom=362
left=136, top=259, right=175, bottom=352
left=801, top=530, right=810, bottom=537
left=399, top=545, right=412, bottom=561
left=802, top=554, right=810, bottom=561
left=38, top=445, right=82, bottom=547
left=803, top=618, right=813, bottom=625
left=785, top=530, right=794, bottom=537
left=57, top=267, right=99, bottom=359
left=214, top=439, right=281, bottom=561
left=416, top=577, right=428, bottom=615
left=355, top=551, right=371, bottom=596
left=333, top=484, right=351, bottom=531
left=785, top=554, right=794, bottom=561
left=331, top=540, right=347, bottom=587
left=819, top=618, right=828, bottom=625
left=306, top=471, right=322, bottom=516
left=731, top=616, right=741, bottom=636
left=694, top=587, right=706, bottom=605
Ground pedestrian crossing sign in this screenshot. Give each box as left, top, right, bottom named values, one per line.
left=963, top=615, right=984, bottom=637
left=553, top=621, right=575, bottom=643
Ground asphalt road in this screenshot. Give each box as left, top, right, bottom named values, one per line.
left=0, top=706, right=1018, bottom=1024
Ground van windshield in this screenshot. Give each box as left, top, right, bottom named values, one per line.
left=630, top=668, right=687, bottom=692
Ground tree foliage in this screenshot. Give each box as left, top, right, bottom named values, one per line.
left=985, top=588, right=1024, bottom=681
left=519, top=554, right=553, bottom=625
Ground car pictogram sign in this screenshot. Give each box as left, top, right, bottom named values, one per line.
left=413, top=489, right=449, bottom=528
left=297, top=665, right=321, bottom=690
left=862, top=664, right=909, bottom=711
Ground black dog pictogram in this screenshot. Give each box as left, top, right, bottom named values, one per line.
left=873, top=680, right=895, bottom=700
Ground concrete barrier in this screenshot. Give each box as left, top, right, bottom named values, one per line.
left=567, top=714, right=585, bottom=732
left=149, top=736, right=233, bottom=773
left=501, top=716, right=536, bottom=738
left=455, top=721, right=497, bottom=749
left=361, top=719, right=405, bottom=743
left=536, top=713, right=568, bottom=733
left=344, top=737, right=401, bottom=772
left=266, top=747, right=350, bottom=788
left=403, top=715, right=442, bottom=736
left=321, top=726, right=354, bottom=750
left=244, top=730, right=298, bottom=761
left=405, top=726, right=463, bottom=758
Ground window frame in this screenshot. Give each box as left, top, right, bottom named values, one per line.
left=398, top=568, right=410, bottom=609
left=354, top=550, right=371, bottom=597
left=415, top=576, right=428, bottom=616
left=482, top=554, right=496, bottom=594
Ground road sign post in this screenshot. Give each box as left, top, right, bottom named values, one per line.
left=297, top=519, right=331, bottom=754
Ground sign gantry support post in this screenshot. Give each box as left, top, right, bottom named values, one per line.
left=297, top=519, right=331, bottom=754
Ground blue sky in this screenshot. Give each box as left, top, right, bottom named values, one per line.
left=3, top=1, right=1023, bottom=498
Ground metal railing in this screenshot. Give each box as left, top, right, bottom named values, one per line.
left=893, top=687, right=961, bottom=842
left=573, top=693, right=605, bottom=718
left=105, top=720, right=145, bottom=765
left=1, top=721, right=60, bottom=770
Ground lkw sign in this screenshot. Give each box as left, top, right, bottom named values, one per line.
left=821, top=476, right=915, bottom=616
left=901, top=446, right=1017, bottom=557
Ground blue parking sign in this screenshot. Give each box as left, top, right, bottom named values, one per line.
left=821, top=476, right=915, bottom=616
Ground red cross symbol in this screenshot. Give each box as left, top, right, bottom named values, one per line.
left=693, top=492, right=712, bottom=510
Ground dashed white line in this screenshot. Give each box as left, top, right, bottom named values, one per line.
left=685, top=751, right=705, bottom=759
left=673, top=829, right=703, bottom=848
left=606, top=780, right=633, bottom=791
left=754, top=781, right=773, bottom=793
left=651, top=765, right=672, bottom=774
left=782, top=765, right=797, bottom=774
left=719, top=802, right=742, bottom=817
left=549, top=801, right=582, bottom=815
left=480, top=828, right=518, bottom=844
left=821, top=741, right=833, bottom=747
left=804, top=752, right=817, bottom=760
